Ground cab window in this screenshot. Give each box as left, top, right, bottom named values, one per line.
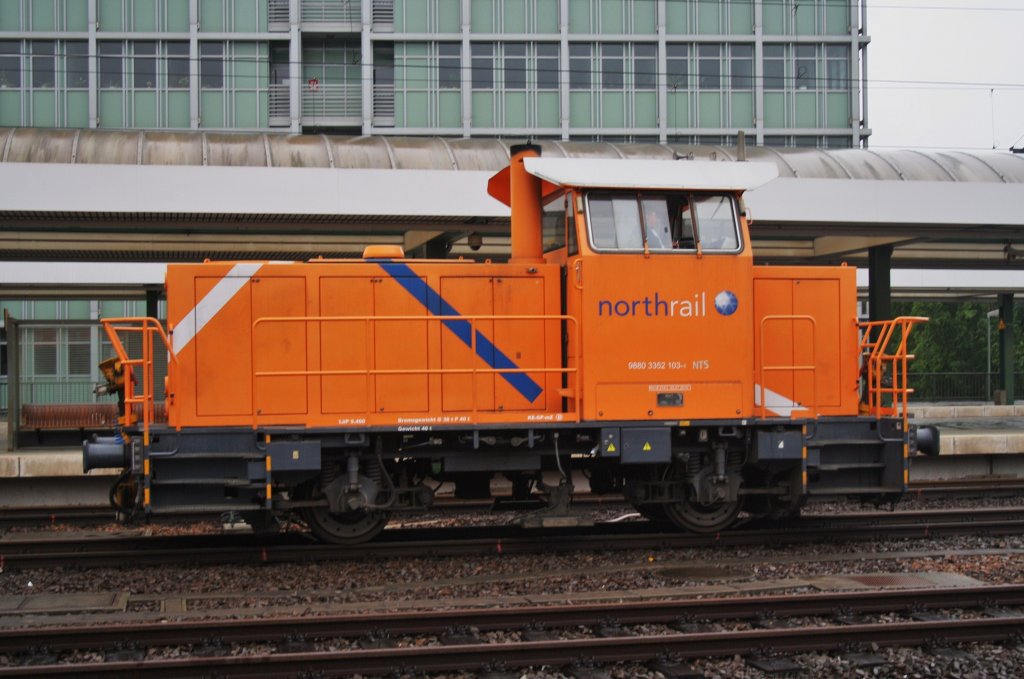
left=586, top=191, right=739, bottom=253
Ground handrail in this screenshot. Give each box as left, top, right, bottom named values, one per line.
left=758, top=315, right=817, bottom=419
left=251, top=313, right=581, bottom=427
left=858, top=316, right=928, bottom=430
left=100, top=317, right=177, bottom=447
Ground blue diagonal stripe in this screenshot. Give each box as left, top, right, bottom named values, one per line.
left=375, top=261, right=544, bottom=404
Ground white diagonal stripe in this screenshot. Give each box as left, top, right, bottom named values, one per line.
left=171, top=263, right=263, bottom=355
left=754, top=384, right=802, bottom=418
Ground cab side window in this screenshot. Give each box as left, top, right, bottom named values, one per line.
left=694, top=195, right=739, bottom=251
left=589, top=194, right=643, bottom=250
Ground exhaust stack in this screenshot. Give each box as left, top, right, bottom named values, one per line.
left=508, top=143, right=544, bottom=264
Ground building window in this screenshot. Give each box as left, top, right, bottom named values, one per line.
left=66, top=42, right=88, bottom=89
left=666, top=44, right=688, bottom=89
left=99, top=42, right=123, bottom=88
left=167, top=42, right=189, bottom=89
left=504, top=42, right=526, bottom=90
left=795, top=44, right=816, bottom=90
left=601, top=44, right=623, bottom=90
left=731, top=45, right=753, bottom=89
left=569, top=44, right=591, bottom=90
left=200, top=43, right=224, bottom=88
left=67, top=328, right=91, bottom=377
left=134, top=41, right=157, bottom=89
left=32, top=329, right=57, bottom=377
left=536, top=43, right=558, bottom=90
left=826, top=44, right=849, bottom=90
left=698, top=45, right=720, bottom=90
left=634, top=43, right=656, bottom=90
left=0, top=42, right=20, bottom=88
left=764, top=45, right=785, bottom=90
left=438, top=42, right=460, bottom=89
left=471, top=43, right=493, bottom=89
left=32, top=41, right=55, bottom=89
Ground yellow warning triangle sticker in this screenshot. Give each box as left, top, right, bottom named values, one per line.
left=607, top=443, right=616, bottom=452
left=643, top=442, right=652, bottom=451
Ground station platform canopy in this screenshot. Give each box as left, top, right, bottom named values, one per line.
left=1, top=128, right=1023, bottom=271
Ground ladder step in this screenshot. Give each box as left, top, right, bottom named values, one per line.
left=816, top=463, right=886, bottom=471
left=808, top=486, right=902, bottom=496
left=151, top=478, right=265, bottom=488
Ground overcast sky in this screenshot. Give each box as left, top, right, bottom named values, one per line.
left=867, top=0, right=1024, bottom=151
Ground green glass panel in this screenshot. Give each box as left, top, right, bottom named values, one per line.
left=400, top=0, right=428, bottom=32
left=132, top=90, right=156, bottom=127
left=504, top=0, right=526, bottom=33
left=697, top=4, right=720, bottom=34
left=795, top=4, right=816, bottom=35
left=32, top=0, right=56, bottom=30
left=233, top=0, right=258, bottom=32
left=404, top=91, right=428, bottom=126
left=167, top=90, right=189, bottom=127
left=100, top=300, right=124, bottom=317
left=504, top=91, right=526, bottom=127
left=569, top=91, right=591, bottom=127
left=471, top=91, right=494, bottom=127
left=762, top=3, right=783, bottom=35
left=634, top=91, right=655, bottom=127
left=730, top=91, right=753, bottom=127
left=601, top=90, right=623, bottom=127
left=536, top=0, right=558, bottom=33
left=825, top=0, right=849, bottom=34
left=67, top=301, right=91, bottom=319
left=167, top=0, right=189, bottom=31
left=730, top=0, right=753, bottom=34
left=568, top=0, right=590, bottom=33
left=99, top=91, right=124, bottom=127
left=34, top=301, right=58, bottom=320
left=258, top=90, right=268, bottom=127
left=200, top=90, right=224, bottom=127
left=439, top=90, right=460, bottom=127
left=395, top=91, right=405, bottom=125
left=133, top=0, right=156, bottom=31
left=0, top=92, right=21, bottom=126
left=667, top=91, right=688, bottom=127
left=437, top=0, right=460, bottom=32
left=470, top=0, right=492, bottom=33
left=536, top=91, right=558, bottom=127
left=633, top=0, right=655, bottom=34
left=826, top=91, right=849, bottom=128
left=698, top=91, right=721, bottom=127
left=66, top=90, right=88, bottom=127
left=98, top=0, right=124, bottom=31
left=235, top=91, right=257, bottom=127
left=794, top=90, right=816, bottom=126
left=66, top=0, right=89, bottom=30
left=31, top=91, right=56, bottom=127
left=600, top=0, right=622, bottom=34
left=200, top=0, right=224, bottom=32
left=0, top=1, right=19, bottom=30
left=763, top=91, right=784, bottom=127
left=665, top=1, right=688, bottom=34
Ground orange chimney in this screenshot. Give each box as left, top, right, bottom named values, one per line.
left=508, top=143, right=544, bottom=263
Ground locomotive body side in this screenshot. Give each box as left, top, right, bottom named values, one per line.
left=165, top=259, right=564, bottom=429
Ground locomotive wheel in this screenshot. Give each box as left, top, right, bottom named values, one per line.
left=663, top=497, right=741, bottom=533
left=301, top=505, right=390, bottom=544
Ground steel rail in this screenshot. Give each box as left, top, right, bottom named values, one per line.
left=1, top=584, right=1023, bottom=654
left=3, top=512, right=1024, bottom=569
left=1, top=616, right=1022, bottom=677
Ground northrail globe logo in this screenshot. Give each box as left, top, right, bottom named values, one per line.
left=714, top=290, right=738, bottom=316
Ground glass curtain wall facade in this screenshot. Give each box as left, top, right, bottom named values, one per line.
left=0, top=0, right=868, bottom=145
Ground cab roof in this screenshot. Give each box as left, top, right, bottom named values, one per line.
left=487, top=157, right=778, bottom=206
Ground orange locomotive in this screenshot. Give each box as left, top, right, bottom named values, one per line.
left=84, top=145, right=939, bottom=543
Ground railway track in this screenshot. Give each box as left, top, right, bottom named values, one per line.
left=2, top=584, right=1023, bottom=676
left=3, top=506, right=1024, bottom=570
